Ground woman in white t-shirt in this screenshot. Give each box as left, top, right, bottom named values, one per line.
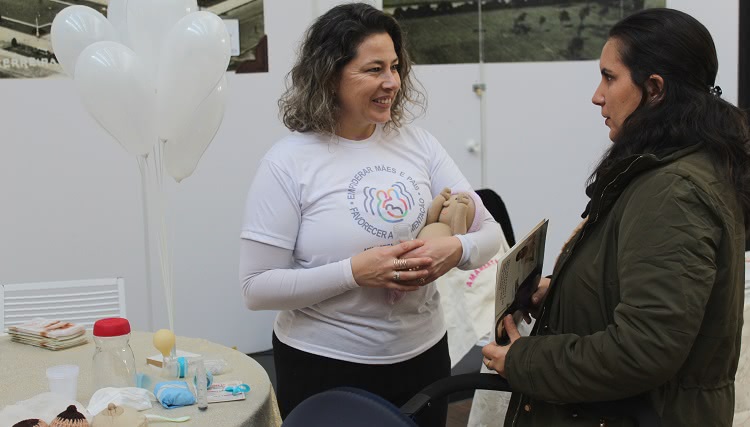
left=239, top=3, right=503, bottom=425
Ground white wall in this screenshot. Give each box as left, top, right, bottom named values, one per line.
left=0, top=0, right=738, bottom=353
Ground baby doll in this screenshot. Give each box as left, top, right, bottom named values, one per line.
left=418, top=187, right=482, bottom=239
left=388, top=188, right=483, bottom=304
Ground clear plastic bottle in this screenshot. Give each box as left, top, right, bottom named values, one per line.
left=162, top=355, right=189, bottom=379
left=92, top=317, right=137, bottom=390
left=195, top=357, right=208, bottom=410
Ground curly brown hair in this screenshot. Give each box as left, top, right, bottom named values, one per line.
left=278, top=3, right=425, bottom=135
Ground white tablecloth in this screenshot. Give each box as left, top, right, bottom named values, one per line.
left=0, top=331, right=281, bottom=426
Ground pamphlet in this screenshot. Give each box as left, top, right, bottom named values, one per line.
left=7, top=318, right=88, bottom=350
left=7, top=318, right=84, bottom=338
left=494, top=219, right=548, bottom=344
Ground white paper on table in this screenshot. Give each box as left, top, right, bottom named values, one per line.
left=207, top=381, right=247, bottom=403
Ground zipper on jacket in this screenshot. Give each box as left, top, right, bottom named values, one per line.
left=538, top=156, right=646, bottom=334
left=512, top=395, right=523, bottom=426
left=512, top=156, right=647, bottom=426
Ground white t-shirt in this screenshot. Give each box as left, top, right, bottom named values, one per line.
left=241, top=124, right=488, bottom=363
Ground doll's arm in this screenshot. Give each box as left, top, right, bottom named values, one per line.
left=426, top=187, right=451, bottom=225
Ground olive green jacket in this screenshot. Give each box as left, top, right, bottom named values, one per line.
left=504, top=145, right=745, bottom=426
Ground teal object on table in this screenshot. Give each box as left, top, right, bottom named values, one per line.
left=225, top=383, right=250, bottom=395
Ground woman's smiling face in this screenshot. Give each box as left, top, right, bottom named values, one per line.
left=335, top=32, right=401, bottom=140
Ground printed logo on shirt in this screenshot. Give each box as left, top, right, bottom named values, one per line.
left=347, top=165, right=426, bottom=239
left=363, top=182, right=413, bottom=223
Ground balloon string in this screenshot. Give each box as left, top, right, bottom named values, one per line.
left=148, top=79, right=229, bottom=309
left=144, top=141, right=175, bottom=332
left=123, top=0, right=130, bottom=31
left=137, top=155, right=155, bottom=331
left=158, top=141, right=175, bottom=333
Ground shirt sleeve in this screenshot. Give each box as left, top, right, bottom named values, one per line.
left=239, top=238, right=360, bottom=311
left=423, top=129, right=503, bottom=269
left=240, top=157, right=300, bottom=249
left=425, top=130, right=472, bottom=195
left=456, top=212, right=505, bottom=269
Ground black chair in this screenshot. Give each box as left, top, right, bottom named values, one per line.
left=283, top=387, right=418, bottom=427
left=449, top=188, right=515, bottom=402
left=282, top=373, right=662, bottom=426
left=283, top=373, right=511, bottom=427
left=476, top=188, right=515, bottom=247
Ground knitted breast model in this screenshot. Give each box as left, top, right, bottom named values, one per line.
left=12, top=420, right=49, bottom=427
left=49, top=406, right=89, bottom=427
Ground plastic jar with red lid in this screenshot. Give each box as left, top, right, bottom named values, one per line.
left=92, top=317, right=137, bottom=389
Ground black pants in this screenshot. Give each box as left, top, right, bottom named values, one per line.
left=273, top=332, right=451, bottom=427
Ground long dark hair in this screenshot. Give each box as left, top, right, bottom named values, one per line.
left=279, top=2, right=424, bottom=135
left=589, top=8, right=750, bottom=222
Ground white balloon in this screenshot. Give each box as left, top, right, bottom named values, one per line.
left=106, top=0, right=132, bottom=48
left=165, top=75, right=228, bottom=182
left=74, top=41, right=156, bottom=157
left=126, top=0, right=199, bottom=78
left=157, top=11, right=231, bottom=144
left=51, top=6, right=118, bottom=77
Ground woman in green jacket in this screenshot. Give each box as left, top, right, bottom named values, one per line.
left=483, top=8, right=750, bottom=426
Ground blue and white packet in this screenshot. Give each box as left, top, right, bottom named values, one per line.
left=154, top=381, right=195, bottom=409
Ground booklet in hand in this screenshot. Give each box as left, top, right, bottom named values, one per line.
left=494, top=219, right=548, bottom=345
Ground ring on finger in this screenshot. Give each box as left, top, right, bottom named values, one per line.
left=484, top=358, right=491, bottom=368
left=393, top=258, right=408, bottom=271
left=418, top=277, right=426, bottom=285
left=393, top=271, right=401, bottom=281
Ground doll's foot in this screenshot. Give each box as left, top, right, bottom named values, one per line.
left=440, top=187, right=452, bottom=201
left=455, top=193, right=470, bottom=206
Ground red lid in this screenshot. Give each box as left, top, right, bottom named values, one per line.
left=93, top=317, right=131, bottom=337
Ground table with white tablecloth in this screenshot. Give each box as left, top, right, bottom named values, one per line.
left=0, top=331, right=281, bottom=426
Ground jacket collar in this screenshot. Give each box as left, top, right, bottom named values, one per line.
left=582, top=143, right=703, bottom=222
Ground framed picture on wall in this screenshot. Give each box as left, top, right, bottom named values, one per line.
left=385, top=0, right=666, bottom=65
left=0, top=0, right=267, bottom=78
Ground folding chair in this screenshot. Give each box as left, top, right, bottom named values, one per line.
left=283, top=373, right=662, bottom=426
left=0, top=278, right=126, bottom=332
